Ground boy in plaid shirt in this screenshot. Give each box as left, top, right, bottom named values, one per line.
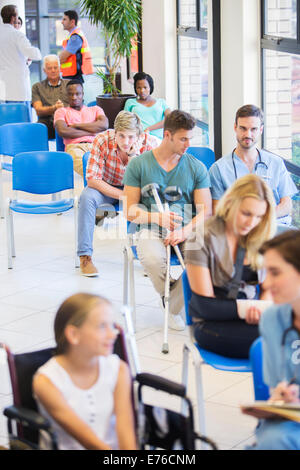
left=78, top=110, right=160, bottom=276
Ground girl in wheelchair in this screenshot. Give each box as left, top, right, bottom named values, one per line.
left=33, top=293, right=137, bottom=450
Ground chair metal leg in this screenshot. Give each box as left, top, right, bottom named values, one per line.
left=0, top=162, right=4, bottom=219
left=193, top=355, right=206, bottom=438
left=181, top=344, right=190, bottom=415
left=121, top=305, right=141, bottom=376
left=128, top=251, right=136, bottom=331
left=74, top=197, right=79, bottom=268
left=123, top=246, right=129, bottom=306
left=10, top=211, right=15, bottom=257
left=123, top=244, right=137, bottom=331
left=6, top=200, right=13, bottom=269
left=162, top=244, right=171, bottom=354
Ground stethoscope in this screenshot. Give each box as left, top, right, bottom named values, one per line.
left=281, top=313, right=300, bottom=382
left=232, top=148, right=269, bottom=180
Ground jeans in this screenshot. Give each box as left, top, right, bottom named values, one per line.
left=77, top=186, right=119, bottom=257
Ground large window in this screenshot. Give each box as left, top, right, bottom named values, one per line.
left=261, top=0, right=300, bottom=227
left=177, top=0, right=221, bottom=153
left=25, top=0, right=106, bottom=104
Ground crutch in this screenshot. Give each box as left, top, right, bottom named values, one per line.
left=142, top=183, right=185, bottom=269
left=141, top=183, right=185, bottom=354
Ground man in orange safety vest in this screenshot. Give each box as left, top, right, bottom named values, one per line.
left=59, top=10, right=93, bottom=84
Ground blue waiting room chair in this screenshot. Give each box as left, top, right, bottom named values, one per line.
left=249, top=337, right=270, bottom=401
left=55, top=129, right=65, bottom=151
left=0, top=102, right=31, bottom=126
left=0, top=122, right=49, bottom=218
left=187, top=146, right=215, bottom=169
left=181, top=270, right=252, bottom=436
left=5, top=151, right=79, bottom=269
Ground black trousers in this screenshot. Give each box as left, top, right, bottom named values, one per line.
left=193, top=319, right=259, bottom=359
left=190, top=292, right=259, bottom=358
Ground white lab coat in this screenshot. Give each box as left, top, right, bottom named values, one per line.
left=0, top=23, right=41, bottom=101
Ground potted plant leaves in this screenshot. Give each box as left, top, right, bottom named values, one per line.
left=80, top=0, right=141, bottom=127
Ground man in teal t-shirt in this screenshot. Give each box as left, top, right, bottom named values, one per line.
left=123, top=110, right=212, bottom=330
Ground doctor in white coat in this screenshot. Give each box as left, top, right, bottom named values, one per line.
left=0, top=4, right=41, bottom=116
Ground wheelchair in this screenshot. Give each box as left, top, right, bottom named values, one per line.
left=1, top=318, right=217, bottom=451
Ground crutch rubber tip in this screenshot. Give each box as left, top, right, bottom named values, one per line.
left=162, top=343, right=169, bottom=354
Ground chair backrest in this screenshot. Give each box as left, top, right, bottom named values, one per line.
left=249, top=337, right=270, bottom=400
left=82, top=151, right=90, bottom=187
left=182, top=270, right=193, bottom=326
left=0, top=122, right=48, bottom=156
left=187, top=146, right=215, bottom=169
left=0, top=103, right=31, bottom=126
left=55, top=129, right=65, bottom=151
left=87, top=100, right=97, bottom=107
left=12, top=151, right=74, bottom=194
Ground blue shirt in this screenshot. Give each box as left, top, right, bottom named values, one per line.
left=123, top=150, right=210, bottom=229
left=66, top=27, right=83, bottom=54
left=209, top=149, right=297, bottom=224
left=259, top=304, right=300, bottom=389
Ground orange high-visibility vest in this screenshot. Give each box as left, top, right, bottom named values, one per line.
left=61, top=28, right=94, bottom=76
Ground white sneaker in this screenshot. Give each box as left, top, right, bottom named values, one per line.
left=168, top=313, right=185, bottom=331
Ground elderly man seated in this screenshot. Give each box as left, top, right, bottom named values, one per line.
left=78, top=110, right=160, bottom=277
left=54, top=79, right=108, bottom=176
left=32, top=55, right=69, bottom=139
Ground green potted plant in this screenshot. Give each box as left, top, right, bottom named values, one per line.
left=80, top=0, right=141, bottom=127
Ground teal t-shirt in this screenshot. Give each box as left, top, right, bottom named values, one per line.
left=124, top=98, right=168, bottom=139
left=123, top=150, right=211, bottom=229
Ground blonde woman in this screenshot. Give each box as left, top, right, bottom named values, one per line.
left=185, top=174, right=277, bottom=358
left=33, top=293, right=137, bottom=450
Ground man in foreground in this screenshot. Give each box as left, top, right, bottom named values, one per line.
left=123, top=110, right=212, bottom=330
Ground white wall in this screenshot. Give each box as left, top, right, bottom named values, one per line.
left=221, top=0, right=261, bottom=154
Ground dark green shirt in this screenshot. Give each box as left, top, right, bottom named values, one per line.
left=31, top=79, right=69, bottom=132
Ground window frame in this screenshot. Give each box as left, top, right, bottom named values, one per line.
left=176, top=0, right=222, bottom=155
left=261, top=0, right=300, bottom=148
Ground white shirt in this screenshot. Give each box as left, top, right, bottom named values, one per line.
left=35, top=355, right=121, bottom=450
left=0, top=23, right=41, bottom=101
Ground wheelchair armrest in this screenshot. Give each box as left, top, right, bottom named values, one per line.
left=3, top=405, right=52, bottom=431
left=136, top=372, right=186, bottom=398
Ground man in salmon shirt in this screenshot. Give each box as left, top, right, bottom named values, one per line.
left=54, top=79, right=108, bottom=176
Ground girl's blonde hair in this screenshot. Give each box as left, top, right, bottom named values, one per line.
left=54, top=293, right=112, bottom=354
left=114, top=110, right=143, bottom=136
left=215, top=174, right=277, bottom=269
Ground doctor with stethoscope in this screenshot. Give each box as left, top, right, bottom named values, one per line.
left=209, top=105, right=297, bottom=226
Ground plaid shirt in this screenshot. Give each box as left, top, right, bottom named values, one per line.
left=86, top=129, right=160, bottom=185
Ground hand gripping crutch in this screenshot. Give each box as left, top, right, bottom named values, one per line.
left=141, top=183, right=185, bottom=354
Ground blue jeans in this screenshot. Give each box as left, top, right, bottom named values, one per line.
left=77, top=186, right=119, bottom=257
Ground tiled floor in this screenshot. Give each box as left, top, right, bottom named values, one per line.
left=0, top=169, right=258, bottom=450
